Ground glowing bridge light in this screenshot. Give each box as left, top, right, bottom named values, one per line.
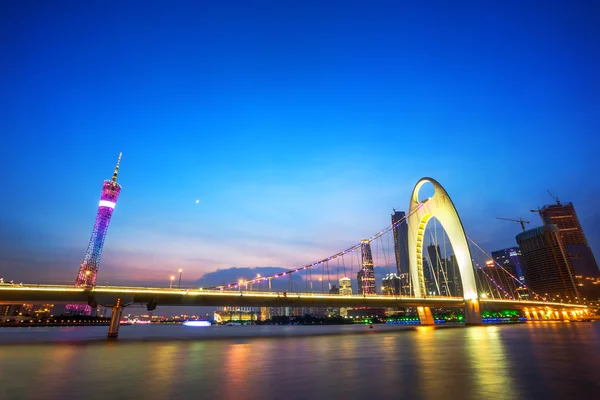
left=98, top=200, right=116, bottom=209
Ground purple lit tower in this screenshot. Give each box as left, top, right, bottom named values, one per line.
left=66, top=153, right=122, bottom=315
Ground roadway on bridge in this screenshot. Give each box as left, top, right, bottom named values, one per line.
left=0, top=284, right=588, bottom=311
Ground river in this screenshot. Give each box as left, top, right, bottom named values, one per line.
left=1, top=322, right=599, bottom=400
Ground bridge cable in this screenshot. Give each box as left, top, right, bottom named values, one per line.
left=474, top=258, right=497, bottom=299
left=309, top=263, right=312, bottom=292
left=380, top=234, right=390, bottom=275
left=204, top=204, right=423, bottom=291
left=326, top=260, right=331, bottom=291
left=426, top=231, right=442, bottom=295
left=436, top=227, right=451, bottom=296
left=433, top=219, right=451, bottom=296
left=467, top=236, right=545, bottom=301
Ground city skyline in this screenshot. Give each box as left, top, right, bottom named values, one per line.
left=1, top=1, right=600, bottom=286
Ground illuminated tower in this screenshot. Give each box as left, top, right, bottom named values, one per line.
left=75, top=153, right=123, bottom=287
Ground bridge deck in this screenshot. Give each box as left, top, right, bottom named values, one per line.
left=0, top=284, right=588, bottom=310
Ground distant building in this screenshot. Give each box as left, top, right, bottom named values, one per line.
left=381, top=273, right=401, bottom=296
left=347, top=308, right=385, bottom=319
left=575, top=276, right=600, bottom=301
left=398, top=273, right=411, bottom=295
left=338, top=277, right=352, bottom=317
left=0, top=305, right=20, bottom=317
left=216, top=306, right=261, bottom=321
left=309, top=307, right=327, bottom=318
left=260, top=307, right=272, bottom=320
left=357, top=240, right=376, bottom=295
left=339, top=277, right=352, bottom=296
left=444, top=255, right=463, bottom=297
left=491, top=247, right=525, bottom=282
left=516, top=225, right=579, bottom=300
left=421, top=255, right=438, bottom=296
left=357, top=270, right=365, bottom=294
left=326, top=308, right=340, bottom=317
left=392, top=210, right=410, bottom=293
left=214, top=310, right=258, bottom=323
left=31, top=304, right=54, bottom=318
left=535, top=201, right=599, bottom=278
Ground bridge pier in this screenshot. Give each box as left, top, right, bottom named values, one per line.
left=464, top=299, right=482, bottom=325
left=417, top=306, right=435, bottom=325
left=107, top=301, right=123, bottom=338
left=540, top=309, right=549, bottom=320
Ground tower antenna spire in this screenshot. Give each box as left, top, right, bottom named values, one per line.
left=112, top=152, right=122, bottom=183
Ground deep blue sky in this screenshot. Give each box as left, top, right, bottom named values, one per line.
left=1, top=0, right=599, bottom=286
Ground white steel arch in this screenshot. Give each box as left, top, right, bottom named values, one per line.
left=407, top=177, right=478, bottom=301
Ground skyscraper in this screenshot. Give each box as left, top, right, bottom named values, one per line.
left=357, top=269, right=364, bottom=294
left=516, top=224, right=579, bottom=300
left=491, top=247, right=524, bottom=282
left=357, top=240, right=376, bottom=295
left=534, top=201, right=599, bottom=278
left=66, top=153, right=123, bottom=315
left=392, top=210, right=409, bottom=275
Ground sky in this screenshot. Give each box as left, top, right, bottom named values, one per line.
left=1, top=0, right=599, bottom=288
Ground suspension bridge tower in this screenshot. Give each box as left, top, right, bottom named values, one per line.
left=66, top=153, right=123, bottom=315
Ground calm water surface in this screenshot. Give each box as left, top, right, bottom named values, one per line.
left=1, top=322, right=599, bottom=400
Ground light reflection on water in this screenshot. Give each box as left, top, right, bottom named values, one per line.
left=0, top=323, right=599, bottom=400
left=465, top=326, right=516, bottom=399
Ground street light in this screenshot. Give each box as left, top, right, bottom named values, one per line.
left=319, top=277, right=323, bottom=293
left=170, top=276, right=175, bottom=289
left=84, top=270, right=91, bottom=286
left=178, top=269, right=183, bottom=289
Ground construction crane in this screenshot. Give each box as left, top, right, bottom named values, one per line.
left=530, top=207, right=543, bottom=218
left=496, top=217, right=530, bottom=232
left=547, top=190, right=561, bottom=205
left=530, top=190, right=561, bottom=217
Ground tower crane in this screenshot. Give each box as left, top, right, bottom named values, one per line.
left=547, top=190, right=561, bottom=205
left=496, top=217, right=530, bottom=232
left=530, top=190, right=561, bottom=218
